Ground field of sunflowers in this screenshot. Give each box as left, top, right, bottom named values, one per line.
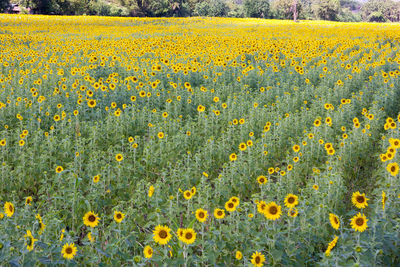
left=0, top=14, right=399, bottom=266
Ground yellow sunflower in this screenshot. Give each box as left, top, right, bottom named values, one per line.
left=148, top=185, right=154, bottom=198
left=251, top=251, right=266, bottom=267
left=284, top=194, right=299, bottom=208
left=351, top=191, right=369, bottom=209
left=235, top=250, right=243, bottom=260
left=350, top=213, right=368, bottom=232
left=214, top=208, right=225, bottom=219
left=288, top=208, right=298, bottom=218
left=113, top=211, right=125, bottom=223
left=25, top=196, right=33, bottom=206
left=153, top=225, right=172, bottom=245
left=115, top=153, right=123, bottom=162
left=181, top=228, right=196, bottom=245
left=257, top=175, right=267, bottom=185
left=386, top=162, right=399, bottom=176
left=257, top=200, right=267, bottom=214
left=225, top=201, right=236, bottom=212
left=24, top=230, right=38, bottom=251
left=61, top=243, right=77, bottom=260
left=4, top=202, right=14, bottom=217
left=195, top=208, right=208, bottom=223
left=83, top=211, right=100, bottom=228
left=329, top=213, right=340, bottom=230
left=263, top=202, right=282, bottom=221
left=183, top=190, right=193, bottom=200
left=143, top=245, right=153, bottom=259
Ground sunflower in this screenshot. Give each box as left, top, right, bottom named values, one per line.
left=143, top=245, right=153, bottom=259
left=229, top=153, right=237, bottom=161
left=292, top=145, right=300, bottom=152
left=87, top=99, right=96, bottom=108
left=229, top=196, right=240, bottom=206
left=214, top=208, right=225, bottom=219
left=382, top=191, right=386, bottom=211
left=55, top=166, right=64, bottom=173
left=329, top=213, right=340, bottom=230
left=235, top=250, right=243, bottom=260
left=239, top=142, right=247, bottom=151
left=114, top=211, right=125, bottom=223
left=257, top=175, right=267, bottom=185
left=83, top=211, right=100, bottom=228
left=181, top=228, right=196, bottom=245
left=351, top=191, right=369, bottom=209
left=350, top=213, right=368, bottom=232
left=284, top=194, right=298, bottom=208
left=183, top=190, right=193, bottom=200
left=288, top=208, right=298, bottom=218
left=4, top=202, right=14, bottom=217
left=25, top=196, right=33, bottom=206
left=195, top=208, right=208, bottom=223
left=257, top=200, right=267, bottom=214
left=61, top=243, right=77, bottom=260
left=153, top=225, right=172, bottom=245
left=325, top=235, right=339, bottom=257
left=157, top=132, right=164, bottom=139
left=386, top=162, right=399, bottom=176
left=115, top=153, right=123, bottom=162
left=148, top=185, right=154, bottom=198
left=177, top=228, right=185, bottom=241
left=263, top=202, right=282, bottom=221
left=313, top=184, right=319, bottom=191
left=251, top=251, right=266, bottom=267
left=24, top=230, right=38, bottom=251
left=225, top=201, right=236, bottom=212
left=93, top=175, right=100, bottom=183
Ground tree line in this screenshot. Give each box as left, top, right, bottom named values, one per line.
left=1, top=0, right=400, bottom=23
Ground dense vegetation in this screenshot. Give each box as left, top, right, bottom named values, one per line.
left=2, top=0, right=400, bottom=23
left=0, top=15, right=399, bottom=266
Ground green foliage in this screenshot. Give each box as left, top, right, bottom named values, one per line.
left=312, top=0, right=340, bottom=21
left=243, top=0, right=270, bottom=18
left=194, top=0, right=228, bottom=17
left=0, top=0, right=9, bottom=12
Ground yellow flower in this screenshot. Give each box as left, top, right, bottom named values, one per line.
left=325, top=235, right=339, bottom=257
left=25, top=196, right=33, bottom=206
left=55, top=166, right=64, bottom=173
left=153, top=225, right=172, bottom=245
left=148, top=185, right=154, bottom=198
left=195, top=208, right=208, bottom=223
left=143, top=245, right=153, bottom=259
left=235, top=250, right=243, bottom=260
left=114, top=211, right=125, bottom=223
left=83, top=211, right=100, bottom=228
left=225, top=201, right=236, bottom=212
left=251, top=251, right=266, bottom=267
left=257, top=175, right=267, bottom=185
left=284, top=194, right=298, bottom=208
left=4, top=202, right=14, bottom=217
left=229, top=153, right=237, bottom=161
left=214, top=208, right=225, bottom=219
left=181, top=228, right=196, bottom=245
left=288, top=208, right=298, bottom=218
left=61, top=243, right=77, bottom=260
left=263, top=202, right=282, bottom=221
left=350, top=213, right=368, bottom=232
left=24, top=230, right=38, bottom=251
left=329, top=213, right=340, bottom=230
left=386, top=162, right=399, bottom=176
left=115, top=153, right=123, bottom=162
left=351, top=191, right=369, bottom=209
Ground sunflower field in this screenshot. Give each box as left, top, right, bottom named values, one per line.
left=0, top=14, right=399, bottom=266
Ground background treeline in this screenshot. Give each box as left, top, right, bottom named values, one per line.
left=1, top=0, right=400, bottom=22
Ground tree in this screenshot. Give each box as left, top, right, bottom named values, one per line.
left=271, top=0, right=302, bottom=20
left=312, top=0, right=340, bottom=21
left=361, top=0, right=400, bottom=22
left=0, top=0, right=10, bottom=12
left=194, top=0, right=229, bottom=17
left=243, top=0, right=270, bottom=18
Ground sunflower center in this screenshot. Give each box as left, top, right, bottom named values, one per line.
left=9, top=206, right=13, bottom=212
left=228, top=203, right=234, bottom=208
left=356, top=196, right=365, bottom=203
left=269, top=206, right=278, bottom=215
left=116, top=214, right=122, bottom=219
left=334, top=217, right=338, bottom=224
left=260, top=178, right=264, bottom=183
left=159, top=230, right=168, bottom=239
left=288, top=197, right=295, bottom=203
left=66, top=247, right=73, bottom=254
left=88, top=215, right=96, bottom=222
left=199, top=212, right=204, bottom=218
left=355, top=218, right=364, bottom=226
left=186, top=192, right=191, bottom=197
left=255, top=256, right=261, bottom=264
left=27, top=237, right=33, bottom=246
left=391, top=166, right=396, bottom=172
left=185, top=233, right=192, bottom=239
left=217, top=211, right=222, bottom=216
